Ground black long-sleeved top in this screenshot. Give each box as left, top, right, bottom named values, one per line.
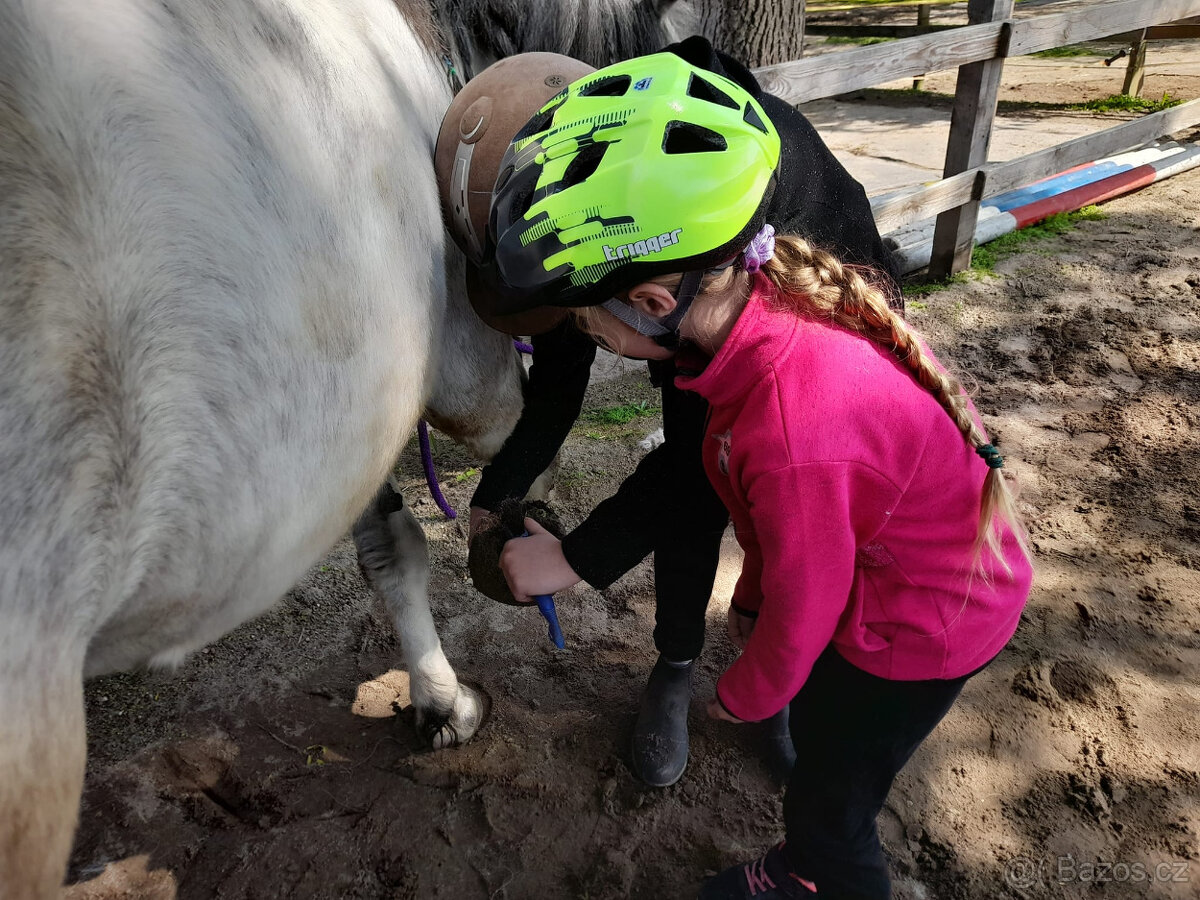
left=469, top=317, right=597, bottom=513
left=470, top=36, right=900, bottom=589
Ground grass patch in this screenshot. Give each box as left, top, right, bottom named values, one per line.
left=809, top=0, right=928, bottom=7
left=585, top=400, right=658, bottom=425
left=902, top=206, right=1107, bottom=298
left=845, top=87, right=1181, bottom=116
left=904, top=273, right=971, bottom=299
left=579, top=399, right=660, bottom=441
left=1031, top=44, right=1105, bottom=58
left=970, top=206, right=1107, bottom=273
left=1074, top=92, right=1182, bottom=114
left=823, top=35, right=894, bottom=46
left=558, top=467, right=610, bottom=486
left=846, top=87, right=955, bottom=105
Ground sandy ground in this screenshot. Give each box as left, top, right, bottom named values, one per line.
left=65, top=15, right=1200, bottom=900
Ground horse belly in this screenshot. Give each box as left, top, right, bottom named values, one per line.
left=1, top=0, right=450, bottom=672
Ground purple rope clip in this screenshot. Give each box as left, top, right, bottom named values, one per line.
left=741, top=223, right=776, bottom=274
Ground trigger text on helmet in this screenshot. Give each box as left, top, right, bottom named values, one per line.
left=602, top=228, right=683, bottom=262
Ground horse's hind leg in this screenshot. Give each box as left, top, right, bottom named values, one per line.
left=352, top=480, right=484, bottom=747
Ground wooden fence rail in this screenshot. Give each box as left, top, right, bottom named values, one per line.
left=751, top=0, right=1200, bottom=275
left=755, top=21, right=1007, bottom=103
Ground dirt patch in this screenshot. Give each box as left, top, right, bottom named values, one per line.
left=66, top=167, right=1200, bottom=899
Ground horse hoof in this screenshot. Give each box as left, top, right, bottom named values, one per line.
left=418, top=682, right=490, bottom=749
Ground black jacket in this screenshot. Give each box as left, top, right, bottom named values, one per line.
left=471, top=37, right=899, bottom=588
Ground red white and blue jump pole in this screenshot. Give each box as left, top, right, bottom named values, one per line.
left=882, top=140, right=1200, bottom=274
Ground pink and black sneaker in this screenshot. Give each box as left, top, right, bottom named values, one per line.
left=698, top=843, right=817, bottom=899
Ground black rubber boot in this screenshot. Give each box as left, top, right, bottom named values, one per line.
left=630, top=655, right=693, bottom=787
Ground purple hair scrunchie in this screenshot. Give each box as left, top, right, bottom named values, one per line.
left=741, top=223, right=776, bottom=274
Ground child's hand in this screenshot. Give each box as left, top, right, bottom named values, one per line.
left=706, top=696, right=745, bottom=723
left=499, top=517, right=582, bottom=602
left=727, top=605, right=756, bottom=650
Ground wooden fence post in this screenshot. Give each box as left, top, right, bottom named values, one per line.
left=913, top=4, right=932, bottom=90
left=1122, top=28, right=1148, bottom=97
left=927, top=0, right=1013, bottom=279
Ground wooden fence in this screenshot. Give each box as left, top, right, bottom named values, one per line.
left=750, top=0, right=1200, bottom=277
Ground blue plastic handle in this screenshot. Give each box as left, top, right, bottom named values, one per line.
left=521, top=531, right=565, bottom=649
left=535, top=594, right=565, bottom=650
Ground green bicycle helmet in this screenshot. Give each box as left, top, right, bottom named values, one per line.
left=480, top=51, right=781, bottom=317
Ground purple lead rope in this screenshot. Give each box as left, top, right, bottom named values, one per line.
left=417, top=419, right=457, bottom=519
left=418, top=339, right=533, bottom=520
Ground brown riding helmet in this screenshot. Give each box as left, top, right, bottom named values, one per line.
left=435, top=52, right=595, bottom=336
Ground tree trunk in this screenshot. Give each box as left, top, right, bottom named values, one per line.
left=690, top=0, right=806, bottom=69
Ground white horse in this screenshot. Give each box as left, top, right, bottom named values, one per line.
left=0, top=0, right=689, bottom=891
left=0, top=0, right=530, bottom=894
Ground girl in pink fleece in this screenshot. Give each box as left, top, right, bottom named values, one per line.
left=680, top=231, right=1034, bottom=725
left=509, top=226, right=1034, bottom=900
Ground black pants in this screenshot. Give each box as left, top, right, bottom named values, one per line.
left=649, top=362, right=729, bottom=662
left=783, top=646, right=974, bottom=900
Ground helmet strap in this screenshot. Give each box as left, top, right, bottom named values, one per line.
left=651, top=269, right=705, bottom=350
left=598, top=260, right=735, bottom=352
left=600, top=297, right=672, bottom=337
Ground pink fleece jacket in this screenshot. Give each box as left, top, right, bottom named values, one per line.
left=676, top=281, right=1033, bottom=722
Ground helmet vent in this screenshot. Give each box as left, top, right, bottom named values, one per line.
left=561, top=141, right=609, bottom=189
left=662, top=121, right=727, bottom=155
left=578, top=74, right=632, bottom=97
left=512, top=97, right=565, bottom=143
left=686, top=74, right=739, bottom=110
left=743, top=102, right=770, bottom=134
left=513, top=108, right=554, bottom=142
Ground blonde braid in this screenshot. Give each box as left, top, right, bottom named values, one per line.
left=759, top=236, right=1032, bottom=575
